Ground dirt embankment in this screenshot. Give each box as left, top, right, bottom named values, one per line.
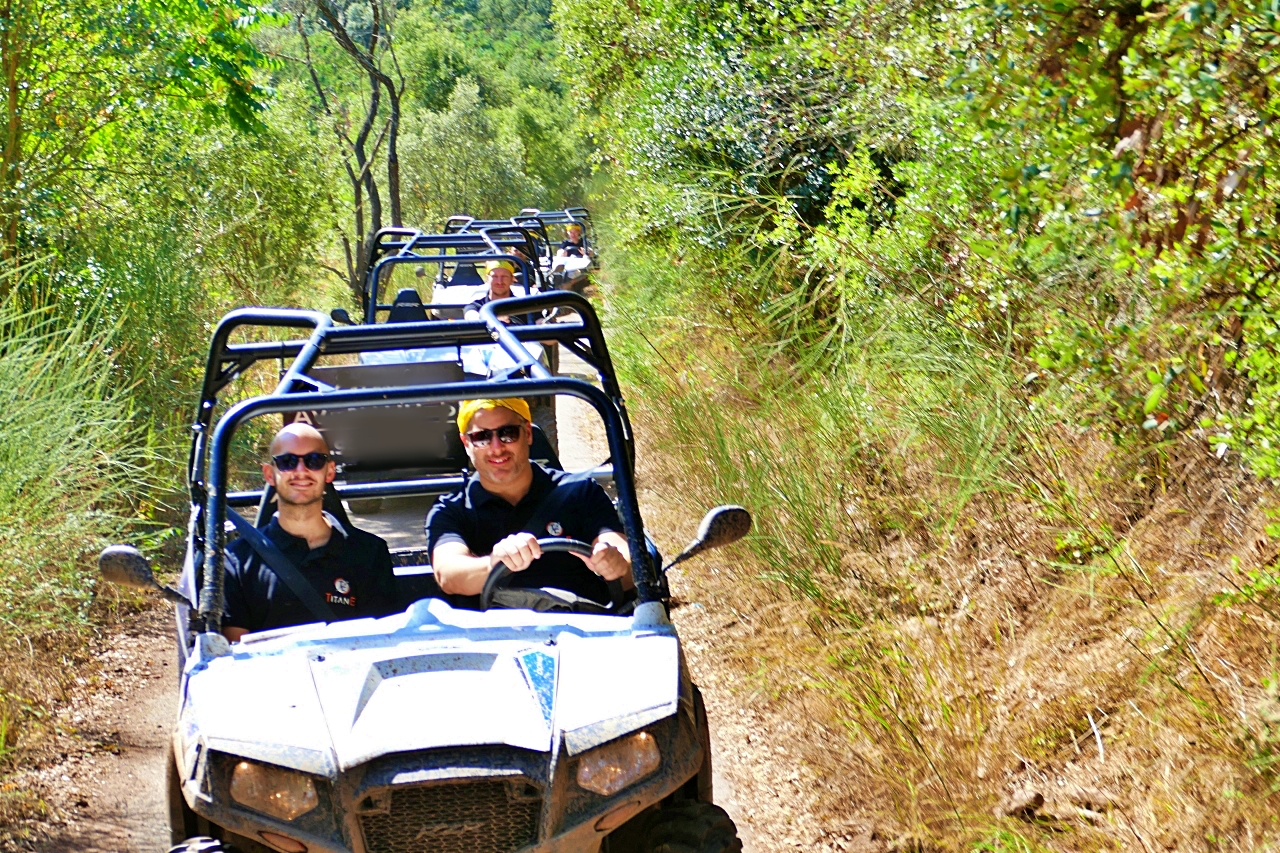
left=6, top=608, right=175, bottom=853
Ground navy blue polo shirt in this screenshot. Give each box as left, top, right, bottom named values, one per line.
left=426, top=464, right=623, bottom=604
left=465, top=292, right=528, bottom=324
left=223, top=514, right=398, bottom=633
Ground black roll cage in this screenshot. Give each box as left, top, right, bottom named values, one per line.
left=445, top=219, right=554, bottom=264
left=443, top=216, right=552, bottom=249
left=186, top=292, right=650, bottom=632
left=515, top=207, right=595, bottom=250
left=362, top=228, right=549, bottom=323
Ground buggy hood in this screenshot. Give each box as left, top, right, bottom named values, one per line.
left=181, top=599, right=680, bottom=776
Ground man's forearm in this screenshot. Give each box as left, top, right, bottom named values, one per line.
left=433, top=553, right=491, bottom=596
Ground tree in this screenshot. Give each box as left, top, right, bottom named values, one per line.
left=400, top=78, right=541, bottom=224
left=0, top=0, right=275, bottom=284
left=289, top=0, right=406, bottom=303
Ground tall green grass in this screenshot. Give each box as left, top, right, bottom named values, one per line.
left=0, top=302, right=143, bottom=624
left=0, top=272, right=145, bottom=761
left=604, top=233, right=1280, bottom=849
left=606, top=244, right=1028, bottom=614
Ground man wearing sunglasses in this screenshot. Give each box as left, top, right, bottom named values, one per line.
left=221, top=423, right=398, bottom=641
left=427, top=398, right=632, bottom=606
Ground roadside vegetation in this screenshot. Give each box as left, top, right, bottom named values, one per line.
left=557, top=0, right=1280, bottom=846
left=4, top=0, right=1279, bottom=845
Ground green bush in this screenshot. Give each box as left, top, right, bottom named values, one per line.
left=556, top=0, right=1280, bottom=478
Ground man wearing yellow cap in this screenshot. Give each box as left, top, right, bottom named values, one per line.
left=464, top=260, right=524, bottom=323
left=426, top=397, right=632, bottom=605
left=556, top=224, right=585, bottom=259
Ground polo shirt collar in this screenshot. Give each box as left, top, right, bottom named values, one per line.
left=264, top=512, right=349, bottom=552
left=465, top=463, right=554, bottom=508
left=322, top=511, right=349, bottom=538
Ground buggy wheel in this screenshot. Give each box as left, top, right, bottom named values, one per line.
left=531, top=397, right=558, bottom=455
left=168, top=839, right=228, bottom=853
left=693, top=685, right=714, bottom=803
left=636, top=801, right=742, bottom=853
left=167, top=743, right=202, bottom=845
left=345, top=497, right=384, bottom=515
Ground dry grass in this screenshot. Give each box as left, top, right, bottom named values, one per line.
left=627, top=331, right=1280, bottom=851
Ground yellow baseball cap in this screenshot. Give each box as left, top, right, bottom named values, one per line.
left=457, top=397, right=531, bottom=434
left=485, top=260, right=516, bottom=275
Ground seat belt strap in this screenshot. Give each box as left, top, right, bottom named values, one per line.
left=226, top=509, right=333, bottom=623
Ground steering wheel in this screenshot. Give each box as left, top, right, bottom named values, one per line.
left=480, top=537, right=622, bottom=613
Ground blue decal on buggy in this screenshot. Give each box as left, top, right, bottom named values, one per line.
left=519, top=650, right=556, bottom=723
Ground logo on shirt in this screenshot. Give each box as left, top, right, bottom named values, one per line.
left=326, top=577, right=356, bottom=607
left=546, top=521, right=563, bottom=536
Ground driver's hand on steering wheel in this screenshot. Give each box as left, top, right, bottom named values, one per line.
left=574, top=541, right=629, bottom=582
left=489, top=532, right=541, bottom=573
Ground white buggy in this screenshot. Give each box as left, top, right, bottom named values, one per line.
left=98, top=287, right=747, bottom=853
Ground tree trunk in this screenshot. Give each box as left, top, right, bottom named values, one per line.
left=315, top=0, right=403, bottom=229
left=0, top=0, right=27, bottom=282
left=384, top=81, right=402, bottom=227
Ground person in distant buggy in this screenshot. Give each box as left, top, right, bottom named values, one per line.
left=427, top=398, right=632, bottom=605
left=464, top=260, right=526, bottom=324
left=221, top=423, right=398, bottom=642
left=556, top=224, right=586, bottom=259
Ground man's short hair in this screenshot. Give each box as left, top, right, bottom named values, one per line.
left=457, top=398, right=531, bottom=435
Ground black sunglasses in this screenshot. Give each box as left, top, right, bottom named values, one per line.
left=272, top=451, right=331, bottom=471
left=465, top=424, right=524, bottom=447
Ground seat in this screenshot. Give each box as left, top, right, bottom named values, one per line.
left=387, top=288, right=428, bottom=323
left=322, top=483, right=355, bottom=532
left=252, top=483, right=355, bottom=534
left=449, top=263, right=484, bottom=288
left=530, top=425, right=563, bottom=471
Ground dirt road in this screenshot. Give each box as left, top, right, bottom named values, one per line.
left=19, top=609, right=176, bottom=853
left=19, top=350, right=774, bottom=853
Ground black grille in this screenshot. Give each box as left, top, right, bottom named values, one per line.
left=359, top=780, right=541, bottom=853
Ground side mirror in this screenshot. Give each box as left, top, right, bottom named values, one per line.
left=98, top=545, right=193, bottom=607
left=663, top=505, right=752, bottom=572
left=330, top=308, right=355, bottom=325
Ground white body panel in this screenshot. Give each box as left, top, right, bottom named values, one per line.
left=179, top=599, right=679, bottom=777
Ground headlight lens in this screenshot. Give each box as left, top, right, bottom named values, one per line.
left=576, top=731, right=661, bottom=796
left=229, top=760, right=319, bottom=821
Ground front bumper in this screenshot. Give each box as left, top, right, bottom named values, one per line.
left=182, top=708, right=702, bottom=853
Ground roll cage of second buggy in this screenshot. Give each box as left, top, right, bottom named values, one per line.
left=359, top=227, right=547, bottom=324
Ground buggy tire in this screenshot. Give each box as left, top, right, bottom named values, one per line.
left=531, top=397, right=558, bottom=455
left=636, top=801, right=742, bottom=853
left=167, top=743, right=202, bottom=844
left=168, top=839, right=229, bottom=853
left=345, top=497, right=384, bottom=515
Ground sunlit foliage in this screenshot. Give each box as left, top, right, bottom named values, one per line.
left=558, top=0, right=1280, bottom=474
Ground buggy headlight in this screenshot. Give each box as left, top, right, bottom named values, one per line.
left=230, top=760, right=318, bottom=821
left=576, top=731, right=661, bottom=796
